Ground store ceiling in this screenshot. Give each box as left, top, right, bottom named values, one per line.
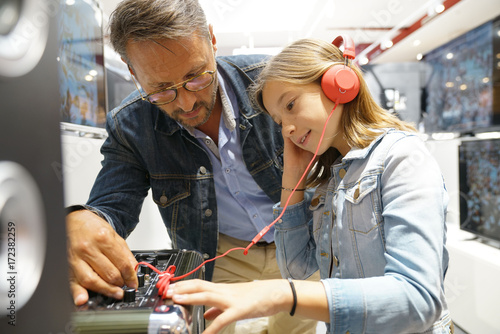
left=100, top=0, right=500, bottom=64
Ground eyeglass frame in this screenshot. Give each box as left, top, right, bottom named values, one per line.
left=129, top=67, right=216, bottom=106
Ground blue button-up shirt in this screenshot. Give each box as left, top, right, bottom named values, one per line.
left=191, top=73, right=275, bottom=243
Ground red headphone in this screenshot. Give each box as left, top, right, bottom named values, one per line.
left=321, top=35, right=360, bottom=104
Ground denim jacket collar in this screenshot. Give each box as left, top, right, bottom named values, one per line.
left=342, top=128, right=390, bottom=162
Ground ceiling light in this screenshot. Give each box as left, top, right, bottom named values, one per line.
left=446, top=52, right=454, bottom=60
left=383, top=40, right=393, bottom=49
left=416, top=53, right=423, bottom=61
left=359, top=57, right=369, bottom=66
left=435, top=4, right=445, bottom=14
left=413, top=40, right=421, bottom=47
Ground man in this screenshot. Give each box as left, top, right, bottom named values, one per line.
left=66, top=0, right=318, bottom=333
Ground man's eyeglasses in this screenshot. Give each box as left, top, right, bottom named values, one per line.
left=131, top=70, right=216, bottom=105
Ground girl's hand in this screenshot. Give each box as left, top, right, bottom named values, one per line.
left=280, top=137, right=316, bottom=205
left=282, top=136, right=315, bottom=179
left=166, top=278, right=329, bottom=334
left=167, top=279, right=293, bottom=334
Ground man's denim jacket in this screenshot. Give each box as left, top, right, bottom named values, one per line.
left=85, top=55, right=284, bottom=280
left=274, top=130, right=452, bottom=333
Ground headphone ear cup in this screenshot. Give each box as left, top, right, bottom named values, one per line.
left=321, top=64, right=360, bottom=104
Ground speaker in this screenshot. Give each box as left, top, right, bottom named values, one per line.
left=0, top=0, right=72, bottom=332
left=321, top=35, right=360, bottom=104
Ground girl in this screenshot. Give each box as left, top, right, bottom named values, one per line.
left=167, top=38, right=452, bottom=334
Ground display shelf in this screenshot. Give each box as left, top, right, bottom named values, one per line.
left=445, top=225, right=500, bottom=334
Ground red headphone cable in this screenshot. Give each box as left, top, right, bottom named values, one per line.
left=138, top=100, right=340, bottom=299
left=243, top=100, right=339, bottom=254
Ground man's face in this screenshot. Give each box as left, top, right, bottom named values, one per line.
left=126, top=34, right=218, bottom=128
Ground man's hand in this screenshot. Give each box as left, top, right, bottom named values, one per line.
left=66, top=210, right=138, bottom=305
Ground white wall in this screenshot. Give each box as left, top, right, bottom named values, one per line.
left=60, top=131, right=171, bottom=250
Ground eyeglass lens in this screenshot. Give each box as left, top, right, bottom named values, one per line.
left=148, top=72, right=214, bottom=104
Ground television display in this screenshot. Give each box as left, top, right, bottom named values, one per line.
left=459, top=138, right=500, bottom=245
left=423, top=17, right=500, bottom=134
left=58, top=0, right=107, bottom=128
left=105, top=48, right=136, bottom=111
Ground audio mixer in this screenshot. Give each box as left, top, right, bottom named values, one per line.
left=72, top=249, right=205, bottom=334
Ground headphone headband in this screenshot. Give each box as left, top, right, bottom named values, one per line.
left=332, top=35, right=356, bottom=60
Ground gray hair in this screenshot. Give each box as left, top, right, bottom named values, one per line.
left=109, top=0, right=209, bottom=63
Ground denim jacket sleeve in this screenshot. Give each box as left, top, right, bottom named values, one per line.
left=85, top=102, right=151, bottom=238
left=273, top=190, right=318, bottom=279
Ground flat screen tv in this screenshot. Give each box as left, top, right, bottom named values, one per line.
left=423, top=16, right=500, bottom=134
left=459, top=138, right=500, bottom=246
left=105, top=50, right=136, bottom=111
left=58, top=0, right=107, bottom=129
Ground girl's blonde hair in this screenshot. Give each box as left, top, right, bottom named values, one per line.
left=250, top=38, right=416, bottom=186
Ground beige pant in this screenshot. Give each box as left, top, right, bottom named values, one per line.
left=210, top=234, right=319, bottom=334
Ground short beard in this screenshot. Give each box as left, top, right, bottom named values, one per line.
left=170, top=74, right=218, bottom=128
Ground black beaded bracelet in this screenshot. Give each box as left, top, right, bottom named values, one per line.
left=287, top=278, right=297, bottom=316
left=281, top=187, right=306, bottom=192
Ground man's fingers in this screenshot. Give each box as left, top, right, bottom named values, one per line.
left=101, top=235, right=138, bottom=289
left=86, top=253, right=130, bottom=288
left=70, top=259, right=125, bottom=302
left=69, top=276, right=89, bottom=306
left=68, top=214, right=138, bottom=289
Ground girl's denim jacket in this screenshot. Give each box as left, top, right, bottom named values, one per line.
left=84, top=55, right=284, bottom=280
left=274, top=129, right=452, bottom=333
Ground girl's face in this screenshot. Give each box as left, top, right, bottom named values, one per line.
left=262, top=81, right=349, bottom=156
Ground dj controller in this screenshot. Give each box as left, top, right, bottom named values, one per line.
left=72, top=249, right=205, bottom=334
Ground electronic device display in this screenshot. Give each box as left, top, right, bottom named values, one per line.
left=459, top=138, right=500, bottom=246
left=58, top=0, right=107, bottom=128
left=423, top=16, right=500, bottom=134
left=105, top=48, right=136, bottom=111
left=72, top=249, right=205, bottom=334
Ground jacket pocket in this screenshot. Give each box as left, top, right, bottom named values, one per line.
left=150, top=178, right=191, bottom=208
left=344, top=174, right=382, bottom=234
left=310, top=192, right=327, bottom=242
